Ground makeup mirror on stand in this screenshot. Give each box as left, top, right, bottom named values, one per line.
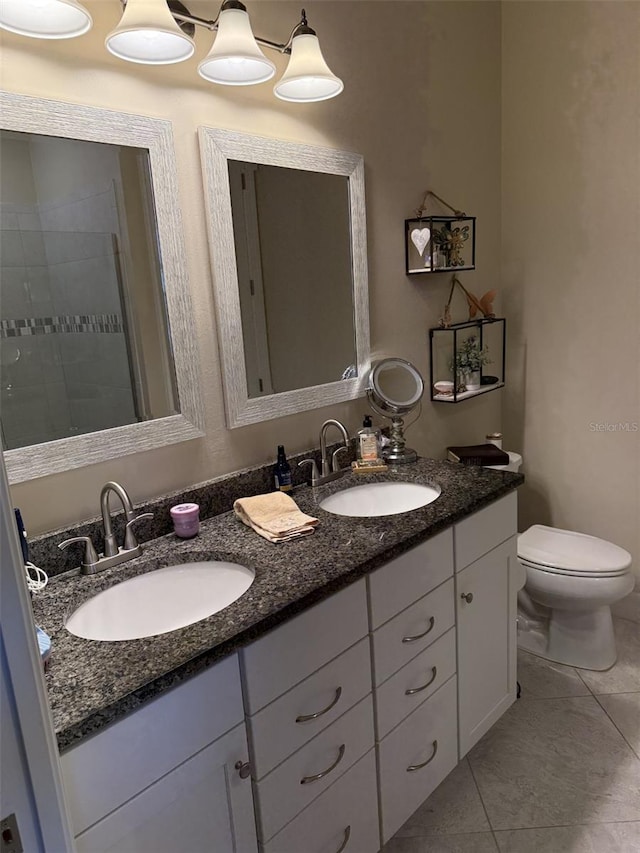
left=367, top=358, right=424, bottom=464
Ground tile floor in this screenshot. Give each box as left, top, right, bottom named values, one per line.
left=383, top=616, right=640, bottom=853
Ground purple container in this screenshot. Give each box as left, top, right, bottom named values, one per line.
left=170, top=503, right=200, bottom=539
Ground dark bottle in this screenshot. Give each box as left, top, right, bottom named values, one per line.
left=273, top=445, right=293, bottom=493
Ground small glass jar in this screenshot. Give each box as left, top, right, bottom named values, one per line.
left=486, top=432, right=503, bottom=449
left=170, top=503, right=200, bottom=538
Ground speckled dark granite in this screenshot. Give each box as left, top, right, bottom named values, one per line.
left=29, top=443, right=355, bottom=577
left=31, top=458, right=522, bottom=752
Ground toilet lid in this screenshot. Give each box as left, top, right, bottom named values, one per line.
left=518, top=525, right=632, bottom=575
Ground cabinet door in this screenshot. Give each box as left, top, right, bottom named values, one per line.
left=456, top=536, right=518, bottom=758
left=74, top=722, right=257, bottom=853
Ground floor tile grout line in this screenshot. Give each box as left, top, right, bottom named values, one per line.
left=574, top=665, right=595, bottom=694
left=466, top=754, right=499, bottom=834
left=519, top=692, right=592, bottom=700
left=492, top=817, right=640, bottom=832
left=592, top=693, right=640, bottom=760
left=590, top=690, right=640, bottom=697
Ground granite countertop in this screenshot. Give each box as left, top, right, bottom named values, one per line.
left=32, top=458, right=523, bottom=752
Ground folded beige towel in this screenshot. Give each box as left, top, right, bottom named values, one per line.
left=234, top=492, right=319, bottom=543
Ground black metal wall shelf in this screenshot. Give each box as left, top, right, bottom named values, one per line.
left=429, top=317, right=506, bottom=403
left=406, top=215, right=476, bottom=275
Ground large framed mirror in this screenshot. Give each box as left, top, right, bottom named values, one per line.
left=0, top=92, right=204, bottom=483
left=198, top=127, right=370, bottom=428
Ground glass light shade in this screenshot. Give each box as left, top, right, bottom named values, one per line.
left=274, top=33, right=343, bottom=103
left=105, top=0, right=195, bottom=65
left=0, top=0, right=92, bottom=39
left=198, top=8, right=275, bottom=86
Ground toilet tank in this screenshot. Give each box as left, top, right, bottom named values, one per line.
left=487, top=451, right=522, bottom=473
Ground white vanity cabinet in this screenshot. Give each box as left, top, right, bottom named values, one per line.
left=367, top=529, right=459, bottom=843
left=368, top=492, right=519, bottom=843
left=454, top=493, right=519, bottom=757
left=59, top=490, right=519, bottom=853
left=61, top=654, right=257, bottom=853
left=240, top=579, right=378, bottom=850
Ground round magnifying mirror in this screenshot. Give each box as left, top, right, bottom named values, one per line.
left=367, top=358, right=424, bottom=464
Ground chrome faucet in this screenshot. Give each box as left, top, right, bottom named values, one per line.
left=299, top=419, right=350, bottom=486
left=59, top=481, right=153, bottom=575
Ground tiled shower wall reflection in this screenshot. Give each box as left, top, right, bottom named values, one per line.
left=0, top=183, right=136, bottom=450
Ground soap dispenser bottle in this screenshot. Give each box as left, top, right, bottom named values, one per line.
left=274, top=445, right=293, bottom=492
left=357, top=416, right=380, bottom=463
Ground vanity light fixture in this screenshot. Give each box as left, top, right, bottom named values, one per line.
left=0, top=0, right=93, bottom=39
left=106, top=0, right=196, bottom=65
left=0, top=0, right=343, bottom=102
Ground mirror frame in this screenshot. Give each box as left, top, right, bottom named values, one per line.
left=0, top=92, right=204, bottom=483
left=198, top=127, right=370, bottom=428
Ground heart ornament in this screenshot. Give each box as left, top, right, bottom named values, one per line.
left=410, top=227, right=430, bottom=257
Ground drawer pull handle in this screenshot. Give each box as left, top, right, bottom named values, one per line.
left=336, top=825, right=351, bottom=853
left=407, top=740, right=438, bottom=772
left=402, top=616, right=435, bottom=643
left=296, top=686, right=343, bottom=723
left=405, top=666, right=438, bottom=696
left=460, top=592, right=474, bottom=603
left=300, top=744, right=346, bottom=785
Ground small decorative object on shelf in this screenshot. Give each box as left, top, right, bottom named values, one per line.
left=405, top=190, right=476, bottom=275
left=430, top=317, right=506, bottom=403
left=439, top=275, right=496, bottom=328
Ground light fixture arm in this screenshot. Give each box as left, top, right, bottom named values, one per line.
left=148, top=0, right=310, bottom=55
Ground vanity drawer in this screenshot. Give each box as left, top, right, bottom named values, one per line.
left=378, top=676, right=458, bottom=844
left=248, top=637, right=371, bottom=780
left=254, top=695, right=375, bottom=843
left=371, top=578, right=455, bottom=685
left=61, top=654, right=244, bottom=836
left=368, top=528, right=453, bottom=629
left=241, top=579, right=368, bottom=714
left=375, top=626, right=456, bottom=740
left=454, top=492, right=517, bottom=571
left=260, top=749, right=379, bottom=853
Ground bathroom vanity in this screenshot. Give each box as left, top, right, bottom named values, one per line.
left=32, top=461, right=521, bottom=852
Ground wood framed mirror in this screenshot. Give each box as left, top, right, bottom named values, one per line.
left=198, top=127, right=370, bottom=428
left=0, top=92, right=204, bottom=483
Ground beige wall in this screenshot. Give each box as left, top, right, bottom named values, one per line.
left=2, top=1, right=502, bottom=533
left=502, top=1, right=640, bottom=579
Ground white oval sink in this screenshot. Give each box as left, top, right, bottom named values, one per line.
left=319, top=481, right=441, bottom=518
left=65, top=561, right=255, bottom=642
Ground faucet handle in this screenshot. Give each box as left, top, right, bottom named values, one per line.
left=124, top=513, right=153, bottom=551
left=298, top=458, right=320, bottom=485
left=331, top=445, right=349, bottom=473
left=58, top=536, right=99, bottom=569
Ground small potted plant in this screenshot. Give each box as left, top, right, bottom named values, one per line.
left=450, top=335, right=491, bottom=391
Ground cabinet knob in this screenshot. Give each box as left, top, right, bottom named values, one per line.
left=234, top=760, right=251, bottom=779
left=460, top=592, right=474, bottom=603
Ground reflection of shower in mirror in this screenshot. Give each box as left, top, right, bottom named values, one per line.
left=366, top=358, right=424, bottom=465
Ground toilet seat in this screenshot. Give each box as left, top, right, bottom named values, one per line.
left=518, top=525, right=632, bottom=578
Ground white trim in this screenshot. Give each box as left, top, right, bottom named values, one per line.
left=0, top=454, right=75, bottom=850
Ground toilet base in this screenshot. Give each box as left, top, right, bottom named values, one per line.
left=517, top=605, right=617, bottom=671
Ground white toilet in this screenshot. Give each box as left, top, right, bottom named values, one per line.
left=488, top=452, right=634, bottom=671
left=517, top=525, right=633, bottom=670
